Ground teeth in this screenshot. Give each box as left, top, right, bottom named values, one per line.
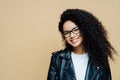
left=71, top=39, right=77, bottom=43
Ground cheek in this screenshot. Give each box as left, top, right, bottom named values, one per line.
left=76, top=32, right=81, bottom=36
left=64, top=38, right=70, bottom=43
left=64, top=38, right=72, bottom=45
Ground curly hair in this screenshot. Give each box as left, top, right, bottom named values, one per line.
left=58, top=9, right=116, bottom=66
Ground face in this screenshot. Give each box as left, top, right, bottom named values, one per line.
left=63, top=20, right=83, bottom=48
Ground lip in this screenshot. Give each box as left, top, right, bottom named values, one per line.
left=70, top=37, right=79, bottom=43
left=71, top=39, right=77, bottom=43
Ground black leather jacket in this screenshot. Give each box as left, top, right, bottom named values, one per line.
left=47, top=49, right=111, bottom=80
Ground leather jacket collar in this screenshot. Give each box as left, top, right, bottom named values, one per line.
left=59, top=48, right=71, bottom=60
left=48, top=48, right=111, bottom=80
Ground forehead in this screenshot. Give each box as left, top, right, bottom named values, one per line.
left=63, top=20, right=78, bottom=31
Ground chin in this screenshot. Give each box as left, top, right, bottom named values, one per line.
left=70, top=41, right=83, bottom=48
left=71, top=44, right=80, bottom=48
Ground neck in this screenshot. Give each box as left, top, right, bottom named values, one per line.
left=72, top=46, right=85, bottom=55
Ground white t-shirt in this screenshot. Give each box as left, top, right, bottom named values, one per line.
left=71, top=52, right=89, bottom=80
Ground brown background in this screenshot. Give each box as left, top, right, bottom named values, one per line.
left=0, top=0, right=120, bottom=80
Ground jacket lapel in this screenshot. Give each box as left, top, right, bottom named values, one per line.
left=60, top=49, right=76, bottom=80
left=85, top=60, right=101, bottom=80
left=64, top=58, right=76, bottom=79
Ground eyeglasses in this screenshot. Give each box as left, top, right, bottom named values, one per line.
left=63, top=27, right=80, bottom=38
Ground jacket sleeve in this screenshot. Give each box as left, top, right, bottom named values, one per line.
left=47, top=53, right=59, bottom=80
left=105, top=65, right=112, bottom=80
left=100, top=64, right=112, bottom=80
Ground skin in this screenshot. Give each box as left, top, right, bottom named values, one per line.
left=63, top=20, right=85, bottom=54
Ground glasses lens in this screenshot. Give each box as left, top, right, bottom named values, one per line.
left=63, top=32, right=70, bottom=38
left=73, top=28, right=80, bottom=34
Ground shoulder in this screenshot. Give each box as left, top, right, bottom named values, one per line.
left=50, top=48, right=71, bottom=61
left=50, top=48, right=70, bottom=60
left=51, top=49, right=64, bottom=59
left=49, top=49, right=65, bottom=68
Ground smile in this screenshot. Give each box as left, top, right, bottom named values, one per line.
left=70, top=37, right=79, bottom=43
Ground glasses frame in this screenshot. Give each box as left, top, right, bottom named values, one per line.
left=62, top=27, right=80, bottom=38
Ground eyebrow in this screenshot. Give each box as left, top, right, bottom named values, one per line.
left=63, top=27, right=78, bottom=32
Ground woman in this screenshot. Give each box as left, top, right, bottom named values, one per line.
left=47, top=9, right=116, bottom=80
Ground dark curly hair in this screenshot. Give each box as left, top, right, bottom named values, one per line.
left=58, top=9, right=116, bottom=67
